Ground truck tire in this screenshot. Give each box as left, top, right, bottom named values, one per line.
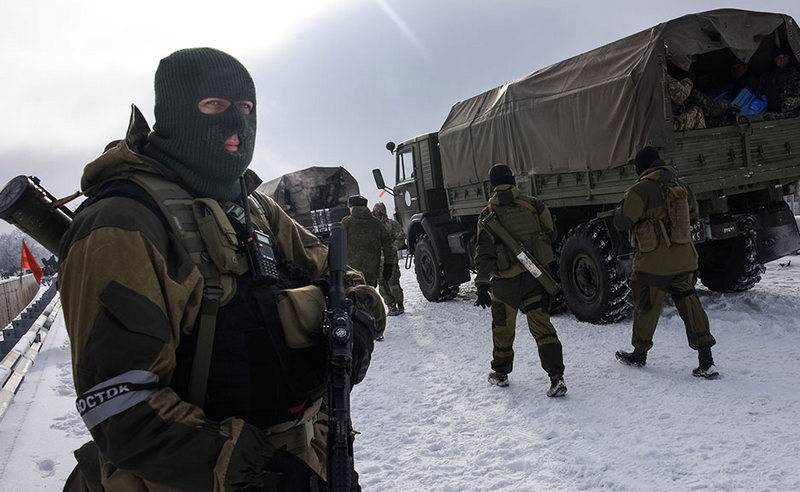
left=559, top=221, right=632, bottom=323
left=414, top=234, right=459, bottom=302
left=698, top=230, right=765, bottom=293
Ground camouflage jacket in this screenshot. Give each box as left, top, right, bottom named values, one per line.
left=380, top=217, right=406, bottom=254
left=58, top=114, right=381, bottom=490
left=475, top=185, right=556, bottom=286
left=613, top=164, right=699, bottom=275
left=341, top=206, right=393, bottom=285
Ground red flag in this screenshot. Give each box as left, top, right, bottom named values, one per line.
left=21, top=240, right=43, bottom=284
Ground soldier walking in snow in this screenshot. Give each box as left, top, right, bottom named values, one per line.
left=473, top=164, right=567, bottom=397
left=372, top=202, right=406, bottom=316
left=613, top=146, right=719, bottom=378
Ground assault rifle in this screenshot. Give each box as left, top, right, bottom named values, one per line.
left=324, top=223, right=356, bottom=491
left=478, top=211, right=560, bottom=296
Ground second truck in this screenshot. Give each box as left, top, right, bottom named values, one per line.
left=373, top=9, right=800, bottom=323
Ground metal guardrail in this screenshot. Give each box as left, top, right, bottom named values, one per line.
left=0, top=292, right=60, bottom=422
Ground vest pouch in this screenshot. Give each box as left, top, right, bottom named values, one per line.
left=495, top=245, right=512, bottom=272
left=664, top=185, right=692, bottom=244
left=531, top=233, right=555, bottom=265
left=276, top=285, right=326, bottom=349
left=192, top=198, right=248, bottom=275
left=633, top=219, right=659, bottom=253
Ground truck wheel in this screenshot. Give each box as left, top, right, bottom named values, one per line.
left=698, top=230, right=764, bottom=292
left=414, top=234, right=459, bottom=302
left=559, top=221, right=632, bottom=323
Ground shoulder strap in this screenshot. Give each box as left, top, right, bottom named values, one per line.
left=127, top=173, right=224, bottom=408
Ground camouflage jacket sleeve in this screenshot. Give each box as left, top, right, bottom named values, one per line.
left=389, top=219, right=406, bottom=251
left=539, top=204, right=557, bottom=243
left=253, top=192, right=328, bottom=279
left=59, top=197, right=280, bottom=490
left=380, top=220, right=395, bottom=264
left=474, top=209, right=496, bottom=287
left=613, top=185, right=646, bottom=232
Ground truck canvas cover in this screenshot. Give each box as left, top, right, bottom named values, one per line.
left=438, top=9, right=800, bottom=187
left=258, top=166, right=359, bottom=215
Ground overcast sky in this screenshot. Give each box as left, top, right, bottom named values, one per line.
left=1, top=0, right=798, bottom=235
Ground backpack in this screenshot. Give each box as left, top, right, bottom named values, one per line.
left=661, top=181, right=692, bottom=245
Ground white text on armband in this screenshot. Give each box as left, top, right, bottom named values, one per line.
left=76, top=370, right=160, bottom=429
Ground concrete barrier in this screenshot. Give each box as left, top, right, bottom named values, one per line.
left=0, top=275, right=39, bottom=329
left=0, top=293, right=61, bottom=422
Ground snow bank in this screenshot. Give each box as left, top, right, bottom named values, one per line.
left=1, top=257, right=799, bottom=490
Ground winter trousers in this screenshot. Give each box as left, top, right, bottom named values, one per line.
left=489, top=272, right=564, bottom=378
left=630, top=271, right=716, bottom=352
left=378, top=261, right=404, bottom=308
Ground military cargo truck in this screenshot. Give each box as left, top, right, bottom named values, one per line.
left=258, top=166, right=359, bottom=244
left=373, top=9, right=800, bottom=323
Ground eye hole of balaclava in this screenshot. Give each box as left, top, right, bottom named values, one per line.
left=144, top=47, right=257, bottom=201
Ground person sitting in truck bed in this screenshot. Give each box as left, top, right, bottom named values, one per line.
left=668, top=74, right=706, bottom=131
left=761, top=48, right=800, bottom=120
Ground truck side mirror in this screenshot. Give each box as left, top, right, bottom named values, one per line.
left=386, top=142, right=396, bottom=154
left=372, top=169, right=387, bottom=190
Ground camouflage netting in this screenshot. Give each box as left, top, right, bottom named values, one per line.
left=439, top=9, right=800, bottom=186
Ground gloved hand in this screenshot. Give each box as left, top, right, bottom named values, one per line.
left=474, top=284, right=492, bottom=309
left=382, top=263, right=393, bottom=281
left=263, top=449, right=324, bottom=492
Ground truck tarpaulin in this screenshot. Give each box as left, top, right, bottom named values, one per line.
left=438, top=9, right=800, bottom=187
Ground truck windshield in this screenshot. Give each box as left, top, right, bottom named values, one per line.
left=398, top=149, right=414, bottom=181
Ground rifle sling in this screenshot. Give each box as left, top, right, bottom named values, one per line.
left=188, top=296, right=220, bottom=407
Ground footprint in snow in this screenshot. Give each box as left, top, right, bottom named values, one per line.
left=35, top=457, right=57, bottom=478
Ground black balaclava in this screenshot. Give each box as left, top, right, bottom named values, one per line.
left=143, top=48, right=256, bottom=201
left=634, top=146, right=661, bottom=176
left=488, top=164, right=516, bottom=188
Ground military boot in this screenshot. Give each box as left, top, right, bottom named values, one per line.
left=547, top=376, right=567, bottom=397
left=487, top=371, right=509, bottom=387
left=387, top=306, right=400, bottom=317
left=693, top=346, right=719, bottom=379
left=615, top=349, right=647, bottom=367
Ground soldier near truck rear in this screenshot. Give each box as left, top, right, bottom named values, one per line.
left=613, top=147, right=719, bottom=379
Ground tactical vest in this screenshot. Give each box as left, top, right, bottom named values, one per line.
left=488, top=189, right=554, bottom=278
left=86, top=171, right=326, bottom=428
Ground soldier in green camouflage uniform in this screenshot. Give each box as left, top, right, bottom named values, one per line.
left=372, top=202, right=406, bottom=316
left=474, top=164, right=567, bottom=397
left=342, top=196, right=394, bottom=340
left=613, top=147, right=719, bottom=379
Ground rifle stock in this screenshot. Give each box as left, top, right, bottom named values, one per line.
left=325, top=223, right=355, bottom=490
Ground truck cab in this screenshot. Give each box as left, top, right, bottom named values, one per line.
left=386, top=133, right=448, bottom=229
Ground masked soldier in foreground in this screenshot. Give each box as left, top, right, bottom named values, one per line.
left=60, top=48, right=382, bottom=491
left=372, top=202, right=406, bottom=316
left=474, top=164, right=567, bottom=397
left=613, top=146, right=719, bottom=379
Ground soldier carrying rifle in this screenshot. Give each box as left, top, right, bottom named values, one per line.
left=474, top=164, right=567, bottom=397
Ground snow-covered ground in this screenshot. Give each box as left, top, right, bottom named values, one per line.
left=1, top=257, right=798, bottom=490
